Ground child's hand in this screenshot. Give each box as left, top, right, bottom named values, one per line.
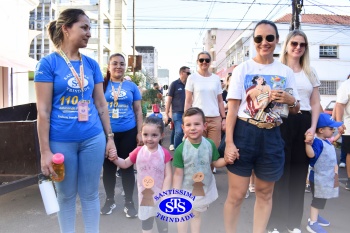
left=304, top=132, right=314, bottom=145
left=108, top=148, right=118, bottom=161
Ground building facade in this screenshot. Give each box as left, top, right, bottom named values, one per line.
left=135, top=46, right=158, bottom=88
left=202, top=28, right=242, bottom=78
left=0, top=0, right=39, bottom=108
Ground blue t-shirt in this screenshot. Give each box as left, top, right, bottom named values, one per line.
left=105, top=80, right=142, bottom=132
left=34, top=52, right=104, bottom=142
left=309, top=137, right=331, bottom=182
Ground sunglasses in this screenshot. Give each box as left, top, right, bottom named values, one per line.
left=198, top=58, right=211, bottom=63
left=185, top=72, right=191, bottom=75
left=220, top=80, right=224, bottom=83
left=290, top=41, right=307, bottom=48
left=253, top=34, right=275, bottom=43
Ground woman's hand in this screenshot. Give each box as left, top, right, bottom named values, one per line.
left=136, top=132, right=143, bottom=146
left=304, top=132, right=314, bottom=145
left=224, top=142, right=240, bottom=164
left=106, top=138, right=117, bottom=158
left=221, top=118, right=226, bottom=131
left=41, top=151, right=56, bottom=177
left=270, top=89, right=293, bottom=104
left=108, top=148, right=118, bottom=161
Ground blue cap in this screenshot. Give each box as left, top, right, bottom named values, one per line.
left=317, top=113, right=343, bottom=128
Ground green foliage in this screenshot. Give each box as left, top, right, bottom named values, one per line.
left=126, top=73, right=143, bottom=86
left=142, top=89, right=160, bottom=105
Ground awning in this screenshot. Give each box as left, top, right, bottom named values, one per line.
left=0, top=54, right=38, bottom=71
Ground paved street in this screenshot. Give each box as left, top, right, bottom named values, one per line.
left=0, top=126, right=349, bottom=233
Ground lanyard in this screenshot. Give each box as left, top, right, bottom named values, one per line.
left=58, top=50, right=85, bottom=100
left=111, top=80, right=123, bottom=108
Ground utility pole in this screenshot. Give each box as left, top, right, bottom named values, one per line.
left=290, top=0, right=303, bottom=31
left=132, top=0, right=136, bottom=78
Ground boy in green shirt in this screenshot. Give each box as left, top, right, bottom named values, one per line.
left=173, top=107, right=226, bottom=233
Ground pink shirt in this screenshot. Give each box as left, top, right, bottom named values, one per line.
left=129, top=146, right=172, bottom=164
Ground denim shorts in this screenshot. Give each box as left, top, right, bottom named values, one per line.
left=341, top=135, right=350, bottom=153
left=226, top=118, right=285, bottom=182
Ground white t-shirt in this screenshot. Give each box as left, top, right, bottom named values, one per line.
left=336, top=79, right=350, bottom=135
left=227, top=59, right=300, bottom=122
left=185, top=72, right=223, bottom=117
left=295, top=68, right=320, bottom=111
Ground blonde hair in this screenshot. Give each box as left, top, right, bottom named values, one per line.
left=280, top=30, right=317, bottom=85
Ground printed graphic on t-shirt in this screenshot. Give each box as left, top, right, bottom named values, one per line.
left=58, top=74, right=91, bottom=119
left=243, top=74, right=286, bottom=123
left=107, top=88, right=129, bottom=117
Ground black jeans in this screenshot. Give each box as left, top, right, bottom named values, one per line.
left=102, top=127, right=137, bottom=203
left=268, top=111, right=311, bottom=230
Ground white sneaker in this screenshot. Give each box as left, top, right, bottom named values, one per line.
left=169, top=144, right=174, bottom=151
left=339, top=162, right=346, bottom=168
left=249, top=184, right=255, bottom=193
left=288, top=228, right=301, bottom=233
left=245, top=190, right=249, bottom=199
left=268, top=228, right=280, bottom=233
left=212, top=167, right=217, bottom=174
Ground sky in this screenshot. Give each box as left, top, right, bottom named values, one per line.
left=126, top=0, right=350, bottom=83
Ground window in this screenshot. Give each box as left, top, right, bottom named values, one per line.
left=319, top=81, right=337, bottom=95
left=319, top=45, right=338, bottom=58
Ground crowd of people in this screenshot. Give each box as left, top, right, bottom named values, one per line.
left=34, top=8, right=349, bottom=233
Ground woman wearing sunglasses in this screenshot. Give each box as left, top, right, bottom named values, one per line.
left=223, top=20, right=300, bottom=233
left=268, top=30, right=321, bottom=233
left=184, top=51, right=226, bottom=150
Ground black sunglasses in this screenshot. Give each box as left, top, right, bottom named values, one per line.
left=253, top=34, right=275, bottom=43
left=198, top=58, right=211, bottom=63
left=184, top=71, right=191, bottom=75
left=290, top=41, right=307, bottom=48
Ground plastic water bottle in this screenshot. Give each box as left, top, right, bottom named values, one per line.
left=38, top=174, right=60, bottom=215
left=52, top=153, right=65, bottom=182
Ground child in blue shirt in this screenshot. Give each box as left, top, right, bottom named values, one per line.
left=305, top=113, right=343, bottom=233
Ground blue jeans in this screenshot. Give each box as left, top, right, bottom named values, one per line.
left=170, top=127, right=175, bottom=145
left=172, top=112, right=184, bottom=148
left=50, top=132, right=106, bottom=233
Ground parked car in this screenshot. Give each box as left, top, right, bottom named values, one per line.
left=324, top=100, right=336, bottom=116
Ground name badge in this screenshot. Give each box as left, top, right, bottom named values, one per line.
left=112, top=108, right=119, bottom=118
left=78, top=100, right=89, bottom=122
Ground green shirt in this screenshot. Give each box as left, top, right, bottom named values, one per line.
left=172, top=138, right=220, bottom=168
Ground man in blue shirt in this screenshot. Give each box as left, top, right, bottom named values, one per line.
left=164, top=66, right=190, bottom=149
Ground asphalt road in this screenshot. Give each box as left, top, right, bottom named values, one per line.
left=0, top=126, right=349, bottom=233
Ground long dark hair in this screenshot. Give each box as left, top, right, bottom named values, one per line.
left=103, top=53, right=126, bottom=92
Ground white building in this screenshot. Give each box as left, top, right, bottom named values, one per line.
left=136, top=46, right=158, bottom=88
left=222, top=14, right=350, bottom=108
left=0, top=0, right=39, bottom=108
left=202, top=28, right=242, bottom=78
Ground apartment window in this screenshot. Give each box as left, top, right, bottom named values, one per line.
left=90, top=20, right=98, bottom=38
left=319, top=45, right=338, bottom=58
left=319, top=81, right=337, bottom=95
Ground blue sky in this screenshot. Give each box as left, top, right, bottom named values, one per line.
left=127, top=0, right=350, bottom=82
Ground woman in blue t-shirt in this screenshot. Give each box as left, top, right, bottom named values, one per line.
left=34, top=9, right=116, bottom=232
left=100, top=53, right=143, bottom=218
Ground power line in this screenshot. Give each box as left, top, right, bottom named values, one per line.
left=180, top=0, right=350, bottom=8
